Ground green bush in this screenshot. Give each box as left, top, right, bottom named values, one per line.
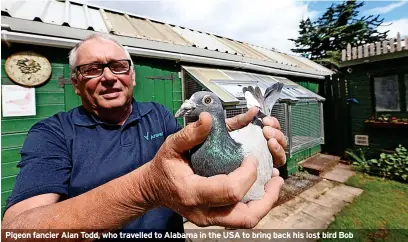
left=346, top=145, right=408, bottom=182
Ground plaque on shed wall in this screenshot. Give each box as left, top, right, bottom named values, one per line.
left=4, top=51, right=52, bottom=87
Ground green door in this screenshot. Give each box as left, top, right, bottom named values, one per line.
left=132, top=63, right=183, bottom=125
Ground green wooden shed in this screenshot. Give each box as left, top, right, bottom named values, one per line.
left=1, top=0, right=333, bottom=215
left=338, top=33, right=408, bottom=158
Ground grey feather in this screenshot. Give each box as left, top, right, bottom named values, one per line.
left=174, top=83, right=283, bottom=203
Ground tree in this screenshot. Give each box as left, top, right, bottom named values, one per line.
left=289, top=0, right=389, bottom=69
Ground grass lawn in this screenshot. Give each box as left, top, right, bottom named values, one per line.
left=320, top=173, right=408, bottom=241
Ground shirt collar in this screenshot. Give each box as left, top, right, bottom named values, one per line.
left=72, top=98, right=152, bottom=127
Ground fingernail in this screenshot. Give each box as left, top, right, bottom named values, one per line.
left=275, top=144, right=280, bottom=151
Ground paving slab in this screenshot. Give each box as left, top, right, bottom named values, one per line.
left=321, top=164, right=356, bottom=183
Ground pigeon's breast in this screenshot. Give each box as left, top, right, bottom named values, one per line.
left=229, top=123, right=273, bottom=184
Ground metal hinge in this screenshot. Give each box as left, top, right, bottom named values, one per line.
left=58, top=76, right=71, bottom=87
left=145, top=73, right=175, bottom=81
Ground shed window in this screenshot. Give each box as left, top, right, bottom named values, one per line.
left=374, top=75, right=400, bottom=112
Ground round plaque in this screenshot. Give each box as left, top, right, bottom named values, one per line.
left=5, top=51, right=52, bottom=87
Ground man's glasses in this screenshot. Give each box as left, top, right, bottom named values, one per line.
left=76, top=59, right=131, bottom=78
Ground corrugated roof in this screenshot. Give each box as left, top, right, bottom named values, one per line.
left=1, top=0, right=333, bottom=76
left=1, top=0, right=108, bottom=32
left=172, top=26, right=237, bottom=54
left=217, top=38, right=271, bottom=61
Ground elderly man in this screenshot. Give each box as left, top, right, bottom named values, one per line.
left=2, top=33, right=287, bottom=234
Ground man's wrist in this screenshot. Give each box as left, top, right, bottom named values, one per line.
left=127, top=162, right=160, bottom=211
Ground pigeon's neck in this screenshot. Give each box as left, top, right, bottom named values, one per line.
left=209, top=111, right=230, bottom=139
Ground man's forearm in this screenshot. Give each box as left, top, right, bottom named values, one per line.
left=2, top=162, right=156, bottom=230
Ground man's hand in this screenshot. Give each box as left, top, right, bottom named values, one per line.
left=143, top=112, right=284, bottom=228
left=226, top=107, right=287, bottom=167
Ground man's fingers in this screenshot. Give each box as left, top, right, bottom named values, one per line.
left=262, top=116, right=281, bottom=131
left=263, top=126, right=287, bottom=148
left=226, top=107, right=258, bottom=131
left=167, top=112, right=212, bottom=154
left=247, top=176, right=284, bottom=220
left=193, top=156, right=258, bottom=206
left=204, top=176, right=284, bottom=229
left=267, top=138, right=287, bottom=167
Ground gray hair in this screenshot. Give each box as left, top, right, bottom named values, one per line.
left=68, top=33, right=134, bottom=78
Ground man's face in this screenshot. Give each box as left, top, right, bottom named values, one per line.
left=72, top=38, right=136, bottom=111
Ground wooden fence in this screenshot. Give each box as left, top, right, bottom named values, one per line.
left=341, top=32, right=408, bottom=61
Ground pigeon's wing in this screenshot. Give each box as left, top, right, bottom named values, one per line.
left=243, top=86, right=261, bottom=110
left=264, top=82, right=284, bottom=116
left=243, top=85, right=266, bottom=114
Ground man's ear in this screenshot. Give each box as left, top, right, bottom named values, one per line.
left=71, top=76, right=81, bottom=95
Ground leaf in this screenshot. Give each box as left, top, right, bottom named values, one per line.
left=402, top=174, right=408, bottom=180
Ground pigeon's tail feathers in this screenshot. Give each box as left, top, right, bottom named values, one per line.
left=264, top=82, right=284, bottom=116
left=243, top=82, right=283, bottom=116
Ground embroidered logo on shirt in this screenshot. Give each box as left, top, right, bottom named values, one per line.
left=144, top=132, right=163, bottom=140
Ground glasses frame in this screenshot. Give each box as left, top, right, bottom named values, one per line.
left=76, top=59, right=132, bottom=78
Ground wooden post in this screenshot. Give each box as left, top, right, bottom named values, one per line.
left=397, top=32, right=402, bottom=51
left=358, top=45, right=362, bottom=58
left=390, top=38, right=395, bottom=53
left=342, top=49, right=346, bottom=61
left=347, top=43, right=351, bottom=60
left=352, top=46, right=357, bottom=59
left=364, top=44, right=369, bottom=57
left=383, top=40, right=388, bottom=54
left=376, top=42, right=381, bottom=55
left=370, top=43, right=375, bottom=56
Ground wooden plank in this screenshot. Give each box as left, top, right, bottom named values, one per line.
left=370, top=43, right=375, bottom=56
left=383, top=40, right=388, bottom=54
left=358, top=45, right=362, bottom=59
left=364, top=44, right=369, bottom=57
left=397, top=32, right=402, bottom=51
left=347, top=44, right=351, bottom=60
left=352, top=46, right=357, bottom=60
left=36, top=92, right=65, bottom=105
left=390, top=38, right=395, bottom=53
left=1, top=147, right=22, bottom=164
left=1, top=161, right=20, bottom=178
left=1, top=133, right=27, bottom=149
left=376, top=42, right=381, bottom=55
left=1, top=176, right=17, bottom=192
left=1, top=118, right=44, bottom=134
left=1, top=191, right=12, bottom=207
left=342, top=49, right=346, bottom=61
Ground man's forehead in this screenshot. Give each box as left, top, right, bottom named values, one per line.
left=76, top=38, right=127, bottom=64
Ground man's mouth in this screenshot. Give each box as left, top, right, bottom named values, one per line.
left=101, top=88, right=122, bottom=99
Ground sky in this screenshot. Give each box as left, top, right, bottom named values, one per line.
left=82, top=0, right=408, bottom=55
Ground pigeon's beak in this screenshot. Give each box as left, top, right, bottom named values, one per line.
left=175, top=99, right=196, bottom=118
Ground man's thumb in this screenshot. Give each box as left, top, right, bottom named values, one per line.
left=168, top=112, right=212, bottom=154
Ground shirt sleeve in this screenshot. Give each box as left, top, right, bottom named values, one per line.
left=4, top=117, right=72, bottom=212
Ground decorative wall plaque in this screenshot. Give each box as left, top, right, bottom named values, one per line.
left=4, top=51, right=52, bottom=87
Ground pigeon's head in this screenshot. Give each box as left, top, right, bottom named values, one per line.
left=175, top=91, right=223, bottom=118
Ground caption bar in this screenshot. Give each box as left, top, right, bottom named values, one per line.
left=4, top=231, right=355, bottom=240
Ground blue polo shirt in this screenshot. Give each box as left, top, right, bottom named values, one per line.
left=5, top=99, right=184, bottom=233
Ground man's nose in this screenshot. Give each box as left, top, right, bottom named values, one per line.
left=100, top=66, right=117, bottom=82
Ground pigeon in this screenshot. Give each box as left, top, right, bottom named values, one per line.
left=175, top=82, right=284, bottom=203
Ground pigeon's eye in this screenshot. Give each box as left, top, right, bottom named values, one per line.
left=203, top=96, right=213, bottom=105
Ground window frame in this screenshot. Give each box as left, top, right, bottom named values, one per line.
left=371, top=72, right=408, bottom=114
